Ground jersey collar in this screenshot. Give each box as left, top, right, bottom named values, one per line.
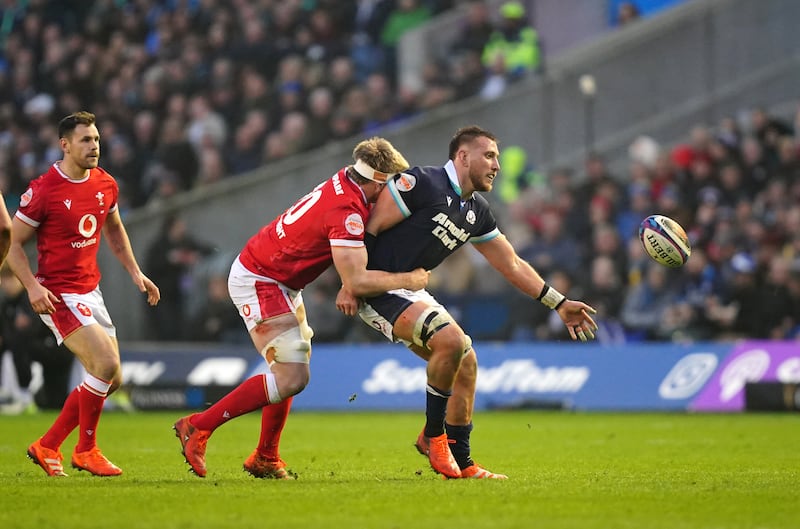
left=444, top=159, right=472, bottom=206
left=444, top=160, right=463, bottom=196
left=343, top=168, right=368, bottom=205
left=54, top=161, right=90, bottom=183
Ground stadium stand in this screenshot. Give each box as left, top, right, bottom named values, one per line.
left=0, top=0, right=798, bottom=344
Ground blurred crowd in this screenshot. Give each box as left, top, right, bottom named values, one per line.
left=0, top=0, right=544, bottom=213
left=289, top=105, right=800, bottom=346
left=416, top=106, right=800, bottom=344
left=2, top=0, right=798, bottom=348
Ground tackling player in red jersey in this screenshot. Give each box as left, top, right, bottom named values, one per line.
left=8, top=111, right=160, bottom=477
left=173, top=137, right=429, bottom=478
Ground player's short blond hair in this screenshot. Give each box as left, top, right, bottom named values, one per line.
left=352, top=137, right=409, bottom=179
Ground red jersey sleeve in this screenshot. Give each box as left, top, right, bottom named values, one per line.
left=16, top=177, right=47, bottom=227
left=325, top=203, right=367, bottom=249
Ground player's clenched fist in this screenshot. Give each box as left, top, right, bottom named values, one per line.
left=407, top=268, right=430, bottom=291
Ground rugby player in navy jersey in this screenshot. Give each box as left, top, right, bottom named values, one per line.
left=336, top=125, right=599, bottom=479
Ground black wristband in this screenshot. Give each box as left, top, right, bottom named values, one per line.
left=536, top=283, right=550, bottom=301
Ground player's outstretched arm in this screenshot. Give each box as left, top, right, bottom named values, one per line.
left=473, top=234, right=598, bottom=341
left=331, top=245, right=428, bottom=298
left=473, top=234, right=547, bottom=297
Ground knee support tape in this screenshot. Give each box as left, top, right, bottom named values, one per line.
left=411, top=306, right=472, bottom=356
left=463, top=333, right=473, bottom=355
left=260, top=326, right=311, bottom=365
left=411, top=307, right=452, bottom=349
left=299, top=320, right=314, bottom=342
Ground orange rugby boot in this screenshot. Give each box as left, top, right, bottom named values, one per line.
left=414, top=429, right=430, bottom=456
left=173, top=415, right=210, bottom=477
left=71, top=447, right=123, bottom=476
left=459, top=464, right=508, bottom=480
left=27, top=439, right=68, bottom=477
left=427, top=434, right=461, bottom=479
left=243, top=450, right=294, bottom=480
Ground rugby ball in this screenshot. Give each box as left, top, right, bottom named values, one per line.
left=638, top=214, right=691, bottom=267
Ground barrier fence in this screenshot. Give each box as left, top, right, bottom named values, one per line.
left=118, top=340, right=799, bottom=412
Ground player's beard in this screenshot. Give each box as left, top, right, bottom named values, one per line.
left=80, top=155, right=100, bottom=170
left=470, top=170, right=494, bottom=193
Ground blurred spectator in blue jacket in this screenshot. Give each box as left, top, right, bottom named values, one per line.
left=620, top=261, right=679, bottom=341
left=519, top=208, right=583, bottom=278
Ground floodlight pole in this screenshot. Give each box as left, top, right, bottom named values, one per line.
left=579, top=74, right=597, bottom=158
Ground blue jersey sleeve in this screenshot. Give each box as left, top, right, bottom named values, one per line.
left=386, top=168, right=435, bottom=218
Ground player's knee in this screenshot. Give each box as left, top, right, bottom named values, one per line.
left=108, top=371, right=123, bottom=394
left=88, top=356, right=120, bottom=383
left=281, top=374, right=309, bottom=398
left=430, top=329, right=470, bottom=366
left=433, top=327, right=473, bottom=364
left=272, top=366, right=310, bottom=399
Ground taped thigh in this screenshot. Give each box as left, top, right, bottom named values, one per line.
left=411, top=306, right=453, bottom=349
left=411, top=306, right=472, bottom=355
left=299, top=319, right=314, bottom=342
left=260, top=326, right=311, bottom=364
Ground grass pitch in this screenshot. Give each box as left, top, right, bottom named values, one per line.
left=0, top=410, right=797, bottom=529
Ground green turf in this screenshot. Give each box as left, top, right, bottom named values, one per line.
left=0, top=410, right=797, bottom=529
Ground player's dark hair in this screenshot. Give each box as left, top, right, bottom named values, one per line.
left=448, top=125, right=497, bottom=159
left=58, top=111, right=96, bottom=139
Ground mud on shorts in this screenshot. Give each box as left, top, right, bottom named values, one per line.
left=228, top=256, right=313, bottom=363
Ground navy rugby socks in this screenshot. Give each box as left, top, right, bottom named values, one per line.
left=423, top=384, right=451, bottom=438
left=445, top=422, right=474, bottom=469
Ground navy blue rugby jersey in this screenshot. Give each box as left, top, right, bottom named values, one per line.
left=367, top=160, right=500, bottom=273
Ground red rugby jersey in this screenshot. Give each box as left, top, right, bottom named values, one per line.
left=15, top=162, right=119, bottom=294
left=238, top=167, right=370, bottom=290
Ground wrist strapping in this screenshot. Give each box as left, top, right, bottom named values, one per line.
left=537, top=283, right=567, bottom=310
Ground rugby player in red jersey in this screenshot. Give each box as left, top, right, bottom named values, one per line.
left=173, top=137, right=429, bottom=478
left=9, top=111, right=161, bottom=476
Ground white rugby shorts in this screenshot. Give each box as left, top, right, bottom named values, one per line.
left=41, top=286, right=116, bottom=344
left=228, top=256, right=306, bottom=332
left=359, top=288, right=449, bottom=346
